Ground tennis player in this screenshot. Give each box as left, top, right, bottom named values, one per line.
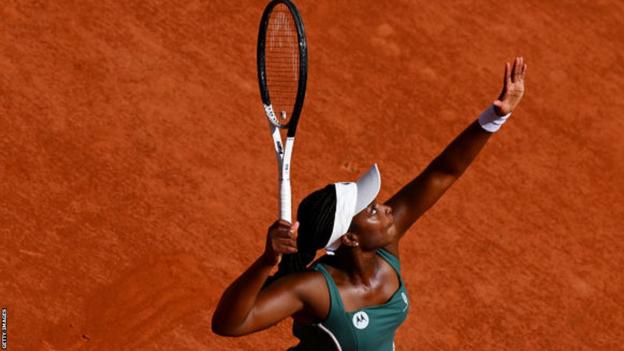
left=213, top=57, right=527, bottom=350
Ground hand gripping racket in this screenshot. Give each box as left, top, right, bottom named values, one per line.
left=257, top=0, right=308, bottom=223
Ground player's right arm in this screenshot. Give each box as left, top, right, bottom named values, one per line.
left=212, top=220, right=312, bottom=336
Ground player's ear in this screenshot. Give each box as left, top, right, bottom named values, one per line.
left=340, top=233, right=359, bottom=248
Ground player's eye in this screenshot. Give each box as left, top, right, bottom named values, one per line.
left=371, top=205, right=377, bottom=215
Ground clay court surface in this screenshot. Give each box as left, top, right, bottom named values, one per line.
left=1, top=0, right=623, bottom=350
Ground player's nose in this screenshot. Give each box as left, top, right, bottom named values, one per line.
left=381, top=204, right=392, bottom=216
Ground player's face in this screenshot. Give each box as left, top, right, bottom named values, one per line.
left=349, top=199, right=396, bottom=250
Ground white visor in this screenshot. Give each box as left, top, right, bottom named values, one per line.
left=325, top=164, right=381, bottom=254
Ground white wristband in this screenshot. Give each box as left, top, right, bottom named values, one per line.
left=478, top=105, right=511, bottom=133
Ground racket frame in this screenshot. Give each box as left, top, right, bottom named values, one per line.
left=257, top=0, right=308, bottom=223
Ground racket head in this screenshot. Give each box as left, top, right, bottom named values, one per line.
left=257, top=0, right=307, bottom=136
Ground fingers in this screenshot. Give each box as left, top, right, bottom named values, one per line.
left=494, top=56, right=526, bottom=116
left=275, top=238, right=298, bottom=253
left=272, top=237, right=297, bottom=253
left=270, top=219, right=298, bottom=235
left=272, top=222, right=298, bottom=239
left=497, top=61, right=511, bottom=101
left=511, top=56, right=526, bottom=82
left=291, top=221, right=299, bottom=230
left=269, top=238, right=298, bottom=254
left=290, top=221, right=299, bottom=237
left=268, top=220, right=299, bottom=254
left=504, top=61, right=511, bottom=85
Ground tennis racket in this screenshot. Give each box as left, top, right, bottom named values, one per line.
left=257, top=0, right=308, bottom=223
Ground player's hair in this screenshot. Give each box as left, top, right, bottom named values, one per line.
left=265, top=185, right=335, bottom=286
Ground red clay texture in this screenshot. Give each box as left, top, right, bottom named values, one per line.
left=1, top=0, right=623, bottom=350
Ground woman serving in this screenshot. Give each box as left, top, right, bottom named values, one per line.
left=213, top=57, right=527, bottom=350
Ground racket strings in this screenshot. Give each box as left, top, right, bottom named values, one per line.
left=265, top=4, right=300, bottom=124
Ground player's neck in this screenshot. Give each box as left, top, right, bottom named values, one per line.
left=330, top=249, right=380, bottom=287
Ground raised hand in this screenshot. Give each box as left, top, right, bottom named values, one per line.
left=262, top=220, right=299, bottom=266
left=493, top=57, right=527, bottom=116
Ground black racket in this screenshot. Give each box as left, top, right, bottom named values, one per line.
left=257, top=0, right=308, bottom=223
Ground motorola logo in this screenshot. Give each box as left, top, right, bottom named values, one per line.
left=352, top=311, right=369, bottom=330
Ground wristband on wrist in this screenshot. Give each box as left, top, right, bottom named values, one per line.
left=478, top=105, right=511, bottom=133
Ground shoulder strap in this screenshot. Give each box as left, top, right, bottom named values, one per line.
left=312, top=263, right=346, bottom=312
left=377, top=248, right=401, bottom=274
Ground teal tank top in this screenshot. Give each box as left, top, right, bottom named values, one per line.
left=289, top=248, right=409, bottom=351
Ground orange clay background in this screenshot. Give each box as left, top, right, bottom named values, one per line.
left=1, top=0, right=623, bottom=350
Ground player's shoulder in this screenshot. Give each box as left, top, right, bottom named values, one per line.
left=273, top=270, right=329, bottom=314
left=290, top=269, right=326, bottom=292
left=269, top=269, right=325, bottom=293
left=288, top=269, right=330, bottom=321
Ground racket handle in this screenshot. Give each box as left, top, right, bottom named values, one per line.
left=279, top=179, right=292, bottom=223
left=279, top=137, right=295, bottom=223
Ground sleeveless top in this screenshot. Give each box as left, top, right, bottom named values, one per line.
left=288, top=248, right=409, bottom=351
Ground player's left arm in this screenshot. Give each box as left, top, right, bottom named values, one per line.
left=385, top=57, right=527, bottom=244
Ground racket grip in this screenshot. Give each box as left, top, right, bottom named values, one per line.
left=279, top=179, right=292, bottom=223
